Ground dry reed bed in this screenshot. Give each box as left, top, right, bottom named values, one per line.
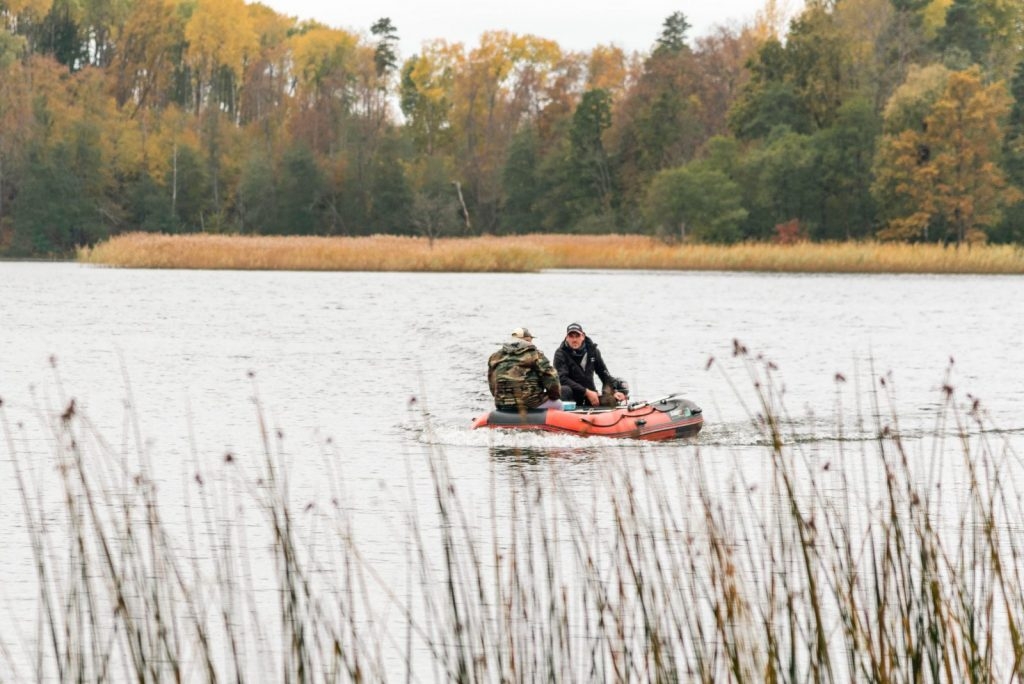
left=78, top=233, right=546, bottom=272
left=78, top=232, right=1024, bottom=273
left=5, top=350, right=1024, bottom=681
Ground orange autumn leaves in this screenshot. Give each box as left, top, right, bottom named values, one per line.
left=874, top=66, right=1022, bottom=243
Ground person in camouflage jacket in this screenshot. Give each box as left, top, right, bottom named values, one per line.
left=488, top=327, right=562, bottom=411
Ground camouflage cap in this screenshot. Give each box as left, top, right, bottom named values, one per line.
left=511, top=327, right=534, bottom=340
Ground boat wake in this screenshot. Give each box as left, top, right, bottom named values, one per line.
left=416, top=421, right=629, bottom=452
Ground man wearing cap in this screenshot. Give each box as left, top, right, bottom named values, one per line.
left=553, top=322, right=628, bottom=407
left=487, top=327, right=563, bottom=412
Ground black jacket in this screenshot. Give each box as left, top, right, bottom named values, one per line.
left=553, top=337, right=616, bottom=404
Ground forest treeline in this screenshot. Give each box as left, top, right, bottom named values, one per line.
left=0, top=0, right=1022, bottom=256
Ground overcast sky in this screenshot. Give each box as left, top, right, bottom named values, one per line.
left=258, top=0, right=789, bottom=58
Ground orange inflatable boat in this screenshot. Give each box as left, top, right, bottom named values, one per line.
left=472, top=394, right=703, bottom=441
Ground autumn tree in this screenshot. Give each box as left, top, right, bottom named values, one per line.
left=874, top=66, right=1020, bottom=243
left=1, top=0, right=52, bottom=29
left=532, top=50, right=586, bottom=144
left=109, top=0, right=186, bottom=112
left=834, top=0, right=895, bottom=108
left=78, top=0, right=133, bottom=67
left=874, top=0, right=933, bottom=103
left=237, top=3, right=293, bottom=131
left=3, top=0, right=1024, bottom=254
left=692, top=25, right=759, bottom=139
left=13, top=129, right=109, bottom=253
left=183, top=0, right=256, bottom=115
left=289, top=24, right=368, bottom=158
left=585, top=44, right=626, bottom=94
left=784, top=2, right=853, bottom=130
left=872, top=64, right=952, bottom=240
left=10, top=64, right=121, bottom=253
left=119, top=108, right=179, bottom=235
left=348, top=23, right=401, bottom=227
left=448, top=31, right=564, bottom=231
left=0, top=50, right=32, bottom=226
left=400, top=41, right=458, bottom=156
left=937, top=0, right=1024, bottom=79
left=28, top=0, right=87, bottom=67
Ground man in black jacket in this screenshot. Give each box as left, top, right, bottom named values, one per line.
left=553, top=322, right=628, bottom=407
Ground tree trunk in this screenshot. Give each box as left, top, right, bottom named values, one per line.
left=452, top=181, right=471, bottom=232
left=171, top=142, right=178, bottom=217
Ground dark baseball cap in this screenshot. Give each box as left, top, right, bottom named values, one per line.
left=566, top=322, right=584, bottom=334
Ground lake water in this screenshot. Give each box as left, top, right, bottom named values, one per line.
left=2, top=262, right=1023, bottom=679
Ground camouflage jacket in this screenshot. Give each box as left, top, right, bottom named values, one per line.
left=487, top=341, right=561, bottom=411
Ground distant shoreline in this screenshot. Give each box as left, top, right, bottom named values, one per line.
left=76, top=232, right=1024, bottom=274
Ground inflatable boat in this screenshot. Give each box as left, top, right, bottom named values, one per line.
left=472, top=394, right=703, bottom=441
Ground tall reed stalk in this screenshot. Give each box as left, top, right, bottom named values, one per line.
left=2, top=351, right=1022, bottom=681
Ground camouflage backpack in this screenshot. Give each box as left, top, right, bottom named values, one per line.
left=488, top=343, right=559, bottom=410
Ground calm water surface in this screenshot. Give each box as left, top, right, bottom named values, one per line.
left=1, top=262, right=1023, bottom=676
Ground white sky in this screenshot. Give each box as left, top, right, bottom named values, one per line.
left=258, top=0, right=785, bottom=58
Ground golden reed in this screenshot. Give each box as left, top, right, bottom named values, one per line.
left=78, top=232, right=1024, bottom=274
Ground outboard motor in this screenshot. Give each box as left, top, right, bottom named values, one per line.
left=653, top=395, right=702, bottom=417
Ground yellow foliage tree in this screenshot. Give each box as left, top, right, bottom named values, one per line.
left=0, top=58, right=33, bottom=225
left=450, top=30, right=564, bottom=230
left=921, top=0, right=953, bottom=39
left=184, top=0, right=256, bottom=113
left=401, top=39, right=462, bottom=155
left=977, top=0, right=1024, bottom=79
left=286, top=24, right=370, bottom=157
left=147, top=105, right=200, bottom=190
left=752, top=0, right=789, bottom=41
left=874, top=67, right=1021, bottom=243
left=110, top=0, right=184, bottom=112
left=928, top=69, right=1022, bottom=243
left=835, top=0, right=892, bottom=97
left=288, top=24, right=359, bottom=105
left=531, top=50, right=584, bottom=142
left=586, top=44, right=626, bottom=94
left=238, top=4, right=295, bottom=136
left=2, top=0, right=52, bottom=20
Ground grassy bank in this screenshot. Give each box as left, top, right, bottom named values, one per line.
left=4, top=353, right=1024, bottom=680
left=77, top=232, right=1024, bottom=273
